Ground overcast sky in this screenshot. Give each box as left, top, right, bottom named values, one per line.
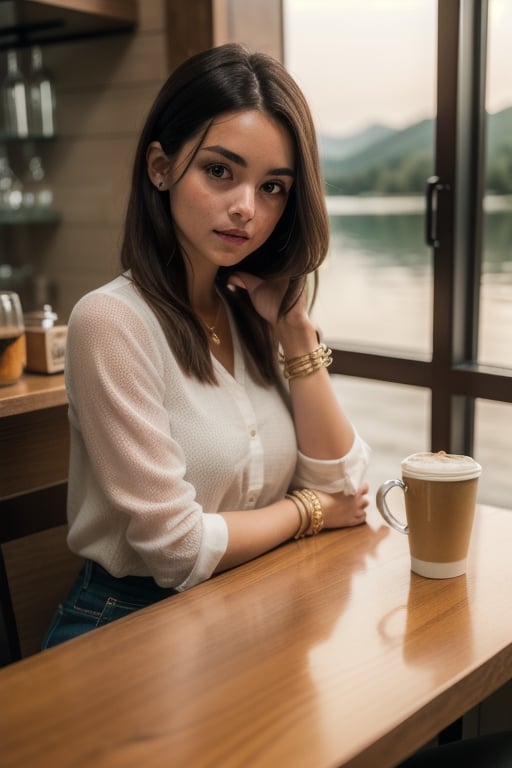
left=284, top=0, right=511, bottom=137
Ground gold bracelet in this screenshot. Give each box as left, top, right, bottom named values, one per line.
left=287, top=488, right=324, bottom=538
left=299, top=489, right=324, bottom=536
left=279, top=343, right=333, bottom=381
left=286, top=493, right=310, bottom=539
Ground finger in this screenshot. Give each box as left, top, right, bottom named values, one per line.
left=226, top=275, right=247, bottom=291
left=227, top=272, right=263, bottom=292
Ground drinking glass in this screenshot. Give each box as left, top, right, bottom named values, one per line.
left=0, top=291, right=26, bottom=385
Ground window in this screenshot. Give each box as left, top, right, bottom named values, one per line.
left=284, top=0, right=512, bottom=508
left=478, top=0, right=512, bottom=369
left=285, top=0, right=436, bottom=357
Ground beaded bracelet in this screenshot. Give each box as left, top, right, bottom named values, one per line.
left=286, top=488, right=325, bottom=539
left=279, top=343, right=333, bottom=380
left=297, top=489, right=324, bottom=536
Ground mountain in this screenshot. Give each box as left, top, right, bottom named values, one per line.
left=320, top=106, right=512, bottom=195
left=318, top=123, right=396, bottom=161
left=486, top=106, right=512, bottom=157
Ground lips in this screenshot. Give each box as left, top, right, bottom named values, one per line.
left=214, top=229, right=250, bottom=243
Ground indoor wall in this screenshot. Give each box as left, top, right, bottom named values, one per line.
left=10, top=0, right=282, bottom=321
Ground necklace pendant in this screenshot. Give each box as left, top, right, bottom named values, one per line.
left=210, top=329, right=221, bottom=345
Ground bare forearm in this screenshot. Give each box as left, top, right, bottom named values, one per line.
left=288, top=366, right=355, bottom=457
left=214, top=498, right=300, bottom=573
left=214, top=484, right=369, bottom=575
left=278, top=318, right=355, bottom=459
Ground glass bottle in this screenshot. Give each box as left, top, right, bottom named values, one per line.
left=2, top=50, right=29, bottom=138
left=28, top=46, right=56, bottom=137
left=0, top=145, right=23, bottom=211
left=21, top=144, right=53, bottom=209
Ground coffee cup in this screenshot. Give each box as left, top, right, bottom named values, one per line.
left=0, top=291, right=26, bottom=386
left=376, top=451, right=481, bottom=578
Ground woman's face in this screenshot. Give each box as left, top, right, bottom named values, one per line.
left=167, top=109, right=295, bottom=277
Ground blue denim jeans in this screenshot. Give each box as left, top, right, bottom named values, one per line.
left=41, top=560, right=178, bottom=650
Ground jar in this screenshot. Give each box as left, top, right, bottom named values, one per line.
left=24, top=304, right=67, bottom=373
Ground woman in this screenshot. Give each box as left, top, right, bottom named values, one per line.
left=42, top=42, right=370, bottom=649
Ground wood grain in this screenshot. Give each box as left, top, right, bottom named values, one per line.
left=2, top=525, right=82, bottom=658
left=0, top=402, right=69, bottom=498
left=0, top=505, right=511, bottom=768
left=0, top=374, right=66, bottom=418
left=34, top=0, right=137, bottom=23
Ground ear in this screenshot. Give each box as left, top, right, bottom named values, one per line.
left=146, top=141, right=171, bottom=190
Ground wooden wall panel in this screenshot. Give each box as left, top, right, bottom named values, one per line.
left=46, top=137, right=134, bottom=220
left=138, top=0, right=167, bottom=32
left=48, top=31, right=169, bottom=89
left=56, top=83, right=160, bottom=136
left=33, top=228, right=122, bottom=317
left=165, top=0, right=214, bottom=70
left=213, top=0, right=283, bottom=58
left=0, top=406, right=69, bottom=498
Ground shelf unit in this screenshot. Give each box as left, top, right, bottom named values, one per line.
left=0, top=2, right=137, bottom=225
left=0, top=207, right=60, bottom=224
left=0, top=1, right=137, bottom=49
left=0, top=133, right=59, bottom=224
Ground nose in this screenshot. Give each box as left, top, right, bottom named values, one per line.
left=228, top=185, right=255, bottom=222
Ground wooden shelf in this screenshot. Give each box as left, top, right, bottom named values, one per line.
left=0, top=0, right=137, bottom=49
left=0, top=208, right=60, bottom=224
left=0, top=372, right=66, bottom=418
left=0, top=132, right=57, bottom=142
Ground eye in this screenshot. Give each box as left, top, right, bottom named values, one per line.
left=261, top=180, right=287, bottom=195
left=206, top=164, right=230, bottom=180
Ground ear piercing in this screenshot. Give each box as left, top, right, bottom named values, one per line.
left=158, top=180, right=164, bottom=190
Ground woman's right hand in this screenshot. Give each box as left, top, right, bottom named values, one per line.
left=314, top=484, right=370, bottom=529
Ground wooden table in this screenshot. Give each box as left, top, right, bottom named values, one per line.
left=0, top=503, right=511, bottom=768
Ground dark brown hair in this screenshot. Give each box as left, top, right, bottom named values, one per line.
left=120, top=42, right=329, bottom=384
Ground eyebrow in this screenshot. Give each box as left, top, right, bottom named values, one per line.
left=201, top=145, right=295, bottom=178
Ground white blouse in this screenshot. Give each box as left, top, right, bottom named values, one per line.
left=65, top=274, right=370, bottom=591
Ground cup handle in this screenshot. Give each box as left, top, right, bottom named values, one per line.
left=376, top=479, right=409, bottom=534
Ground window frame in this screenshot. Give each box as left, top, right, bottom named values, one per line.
left=327, top=0, right=512, bottom=456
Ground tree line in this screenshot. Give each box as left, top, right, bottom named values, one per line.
left=323, top=143, right=512, bottom=195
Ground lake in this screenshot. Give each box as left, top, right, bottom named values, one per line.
left=312, top=195, right=512, bottom=509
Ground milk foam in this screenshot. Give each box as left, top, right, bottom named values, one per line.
left=401, top=451, right=482, bottom=481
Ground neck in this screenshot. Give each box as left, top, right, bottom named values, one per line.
left=187, top=265, right=219, bottom=315
left=193, top=290, right=220, bottom=317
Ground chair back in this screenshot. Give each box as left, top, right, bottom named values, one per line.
left=0, top=483, right=82, bottom=664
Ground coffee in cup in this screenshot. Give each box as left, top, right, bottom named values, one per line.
left=0, top=291, right=26, bottom=386
left=376, top=451, right=482, bottom=578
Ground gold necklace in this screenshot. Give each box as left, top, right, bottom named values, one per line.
left=200, top=302, right=222, bottom=346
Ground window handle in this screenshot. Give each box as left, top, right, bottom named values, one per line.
left=425, top=175, right=447, bottom=248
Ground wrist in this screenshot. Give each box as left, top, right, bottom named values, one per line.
left=286, top=489, right=325, bottom=539
left=277, top=318, right=319, bottom=358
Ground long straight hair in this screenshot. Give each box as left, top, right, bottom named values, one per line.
left=120, top=43, right=329, bottom=385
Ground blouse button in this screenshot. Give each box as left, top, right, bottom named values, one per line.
left=250, top=428, right=257, bottom=437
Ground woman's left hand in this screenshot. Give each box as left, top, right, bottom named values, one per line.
left=227, top=272, right=307, bottom=327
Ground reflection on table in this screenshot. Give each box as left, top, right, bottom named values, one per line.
left=1, top=505, right=511, bottom=768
